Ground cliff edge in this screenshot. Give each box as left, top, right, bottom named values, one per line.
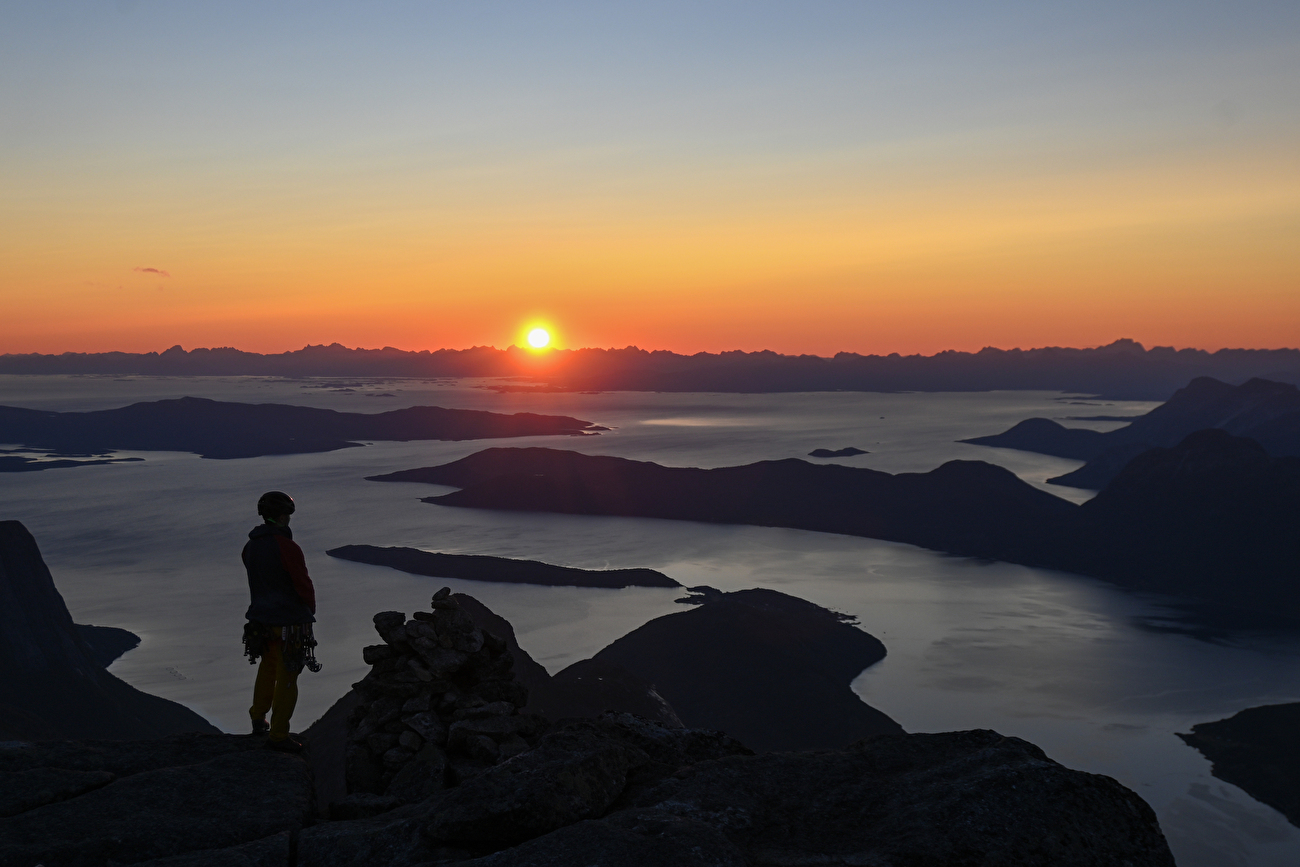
left=0, top=520, right=217, bottom=740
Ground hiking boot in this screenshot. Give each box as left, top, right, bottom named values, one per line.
left=250, top=718, right=270, bottom=736
left=265, top=735, right=306, bottom=754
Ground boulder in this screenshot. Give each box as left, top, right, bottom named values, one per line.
left=129, top=831, right=292, bottom=867
left=371, top=612, right=407, bottom=647
left=0, top=767, right=116, bottom=818
left=0, top=738, right=312, bottom=867
left=297, top=806, right=457, bottom=867
left=329, top=793, right=402, bottom=822
left=385, top=744, right=449, bottom=804
left=0, top=732, right=276, bottom=778
left=452, top=813, right=747, bottom=866
left=293, top=715, right=1173, bottom=867
left=619, top=728, right=1175, bottom=866
left=415, top=714, right=751, bottom=851
left=303, top=689, right=365, bottom=812
left=421, top=730, right=650, bottom=847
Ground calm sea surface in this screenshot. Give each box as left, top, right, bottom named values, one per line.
left=1, top=374, right=1297, bottom=867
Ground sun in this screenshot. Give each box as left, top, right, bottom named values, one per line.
left=527, top=328, right=551, bottom=349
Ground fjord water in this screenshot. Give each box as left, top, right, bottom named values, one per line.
left=2, top=375, right=1298, bottom=867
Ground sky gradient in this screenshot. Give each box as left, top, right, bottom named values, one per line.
left=2, top=1, right=1298, bottom=355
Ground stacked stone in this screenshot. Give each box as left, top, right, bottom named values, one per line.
left=344, top=588, right=545, bottom=800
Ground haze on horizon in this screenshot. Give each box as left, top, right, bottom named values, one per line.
left=2, top=1, right=1298, bottom=357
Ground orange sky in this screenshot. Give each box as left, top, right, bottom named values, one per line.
left=3, top=3, right=1298, bottom=357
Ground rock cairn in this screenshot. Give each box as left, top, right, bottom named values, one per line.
left=344, top=588, right=546, bottom=802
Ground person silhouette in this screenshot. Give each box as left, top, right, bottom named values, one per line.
left=241, top=490, right=320, bottom=752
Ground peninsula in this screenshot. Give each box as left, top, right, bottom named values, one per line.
left=562, top=586, right=902, bottom=751
left=369, top=446, right=1076, bottom=566
left=369, top=430, right=1300, bottom=621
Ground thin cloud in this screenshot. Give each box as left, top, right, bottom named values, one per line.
left=134, top=267, right=171, bottom=277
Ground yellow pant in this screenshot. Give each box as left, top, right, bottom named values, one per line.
left=250, top=638, right=299, bottom=740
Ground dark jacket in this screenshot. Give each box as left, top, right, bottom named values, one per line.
left=242, top=523, right=316, bottom=625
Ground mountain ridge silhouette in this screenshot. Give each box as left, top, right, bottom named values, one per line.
left=5, top=339, right=1298, bottom=400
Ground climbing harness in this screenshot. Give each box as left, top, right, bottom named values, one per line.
left=242, top=621, right=322, bottom=673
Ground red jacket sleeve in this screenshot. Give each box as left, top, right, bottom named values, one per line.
left=275, top=536, right=317, bottom=614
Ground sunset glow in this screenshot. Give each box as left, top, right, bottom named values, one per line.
left=1, top=3, right=1297, bottom=356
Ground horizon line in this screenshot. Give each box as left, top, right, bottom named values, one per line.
left=6, top=337, right=1300, bottom=361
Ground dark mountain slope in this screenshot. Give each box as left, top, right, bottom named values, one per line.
left=963, top=377, right=1300, bottom=488
left=0, top=520, right=217, bottom=740
left=1179, top=703, right=1300, bottom=829
left=1061, top=429, right=1300, bottom=610
left=0, top=397, right=603, bottom=460
left=575, top=587, right=902, bottom=751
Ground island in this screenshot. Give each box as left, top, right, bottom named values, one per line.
left=808, top=446, right=868, bottom=458
left=325, top=545, right=679, bottom=589
left=0, top=396, right=605, bottom=460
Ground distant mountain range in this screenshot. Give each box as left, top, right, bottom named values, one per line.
left=4, top=339, right=1298, bottom=400
left=0, top=397, right=602, bottom=461
left=372, top=430, right=1300, bottom=622
left=963, top=377, right=1300, bottom=488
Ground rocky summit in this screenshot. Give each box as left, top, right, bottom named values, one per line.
left=340, top=587, right=550, bottom=808
left=0, top=590, right=1179, bottom=866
